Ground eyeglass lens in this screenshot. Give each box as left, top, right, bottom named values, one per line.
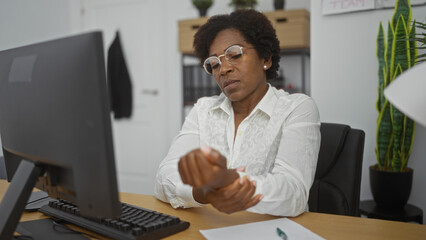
left=203, top=45, right=244, bottom=75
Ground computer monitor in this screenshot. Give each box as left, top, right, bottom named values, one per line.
left=0, top=31, right=121, bottom=239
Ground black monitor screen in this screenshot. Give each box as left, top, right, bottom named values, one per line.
left=0, top=31, right=121, bottom=234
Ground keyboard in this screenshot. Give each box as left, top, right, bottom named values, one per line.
left=39, top=199, right=190, bottom=240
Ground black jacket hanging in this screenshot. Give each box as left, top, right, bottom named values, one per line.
left=107, top=31, right=133, bottom=119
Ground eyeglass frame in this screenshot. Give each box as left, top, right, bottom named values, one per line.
left=202, top=45, right=254, bottom=75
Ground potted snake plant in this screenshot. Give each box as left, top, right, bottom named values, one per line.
left=372, top=0, right=420, bottom=210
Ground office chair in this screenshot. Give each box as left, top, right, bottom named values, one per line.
left=308, top=123, right=365, bottom=216
left=0, top=156, right=6, bottom=180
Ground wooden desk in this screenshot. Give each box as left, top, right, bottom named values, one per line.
left=1, top=180, right=425, bottom=240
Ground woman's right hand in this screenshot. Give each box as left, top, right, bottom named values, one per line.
left=178, top=146, right=238, bottom=189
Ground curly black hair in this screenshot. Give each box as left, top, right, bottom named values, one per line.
left=193, top=9, right=280, bottom=80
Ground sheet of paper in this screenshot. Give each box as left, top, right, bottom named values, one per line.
left=200, top=218, right=325, bottom=240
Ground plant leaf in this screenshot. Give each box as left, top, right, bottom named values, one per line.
left=409, top=20, right=417, bottom=66
left=392, top=0, right=412, bottom=30
left=391, top=65, right=404, bottom=171
left=400, top=116, right=415, bottom=170
left=386, top=21, right=394, bottom=79
left=390, top=15, right=410, bottom=80
left=416, top=53, right=426, bottom=58
left=377, top=22, right=386, bottom=112
left=415, top=21, right=426, bottom=30
left=377, top=99, right=393, bottom=169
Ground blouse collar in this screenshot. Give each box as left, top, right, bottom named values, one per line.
left=210, top=84, right=278, bottom=118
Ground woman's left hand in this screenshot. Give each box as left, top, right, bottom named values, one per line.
left=200, top=176, right=263, bottom=214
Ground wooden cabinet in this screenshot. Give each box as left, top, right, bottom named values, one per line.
left=263, top=9, right=310, bottom=49
left=178, top=9, right=310, bottom=54
left=178, top=17, right=208, bottom=54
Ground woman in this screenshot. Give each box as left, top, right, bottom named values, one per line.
left=154, top=9, right=320, bottom=217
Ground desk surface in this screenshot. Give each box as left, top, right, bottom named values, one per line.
left=1, top=180, right=425, bottom=240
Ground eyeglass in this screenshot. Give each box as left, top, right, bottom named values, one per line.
left=203, top=45, right=253, bottom=75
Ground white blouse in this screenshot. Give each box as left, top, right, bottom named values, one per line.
left=154, top=86, right=321, bottom=217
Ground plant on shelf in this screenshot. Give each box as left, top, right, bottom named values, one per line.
left=371, top=0, right=421, bottom=210
left=229, top=0, right=257, bottom=10
left=273, top=0, right=285, bottom=10
left=192, top=0, right=213, bottom=17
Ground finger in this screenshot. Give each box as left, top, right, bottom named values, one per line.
left=187, top=151, right=209, bottom=187
left=240, top=180, right=263, bottom=209
left=216, top=177, right=242, bottom=199
left=206, top=189, right=233, bottom=209
left=219, top=178, right=258, bottom=213
left=200, top=146, right=227, bottom=168
left=217, top=200, right=245, bottom=214
left=178, top=158, right=189, bottom=184
left=195, top=152, right=232, bottom=190
left=209, top=179, right=242, bottom=210
left=188, top=152, right=204, bottom=187
left=193, top=150, right=218, bottom=184
left=194, top=150, right=214, bottom=170
left=181, top=152, right=196, bottom=185
left=226, top=177, right=253, bottom=204
left=214, top=177, right=250, bottom=212
left=219, top=193, right=262, bottom=215
left=209, top=184, right=240, bottom=211
left=239, top=180, right=257, bottom=205
left=243, top=194, right=263, bottom=209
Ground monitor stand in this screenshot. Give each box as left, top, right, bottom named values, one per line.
left=0, top=159, right=43, bottom=239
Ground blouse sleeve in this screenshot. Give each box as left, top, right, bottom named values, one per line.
left=242, top=97, right=321, bottom=216
left=154, top=104, right=203, bottom=208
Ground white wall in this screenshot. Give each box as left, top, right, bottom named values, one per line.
left=311, top=1, right=426, bottom=223
left=0, top=0, right=74, bottom=51
left=0, top=0, right=75, bottom=157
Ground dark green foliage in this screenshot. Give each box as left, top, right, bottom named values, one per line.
left=377, top=23, right=386, bottom=112
left=192, top=0, right=213, bottom=9
left=229, top=0, right=257, bottom=9
left=375, top=0, right=417, bottom=171
left=411, top=21, right=426, bottom=63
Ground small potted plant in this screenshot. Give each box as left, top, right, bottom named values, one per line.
left=192, top=0, right=213, bottom=17
left=372, top=0, right=420, bottom=210
left=274, top=0, right=285, bottom=10
left=229, top=0, right=257, bottom=10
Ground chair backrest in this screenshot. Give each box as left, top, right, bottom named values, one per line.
left=0, top=156, right=6, bottom=180
left=308, top=123, right=365, bottom=216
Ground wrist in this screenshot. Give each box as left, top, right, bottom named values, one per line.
left=192, top=187, right=212, bottom=204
